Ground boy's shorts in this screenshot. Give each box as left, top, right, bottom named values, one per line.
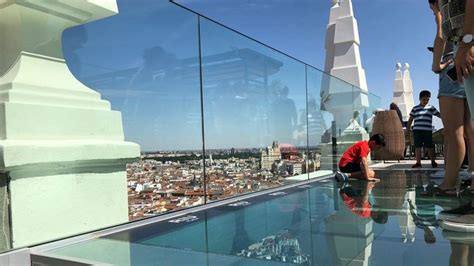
left=339, top=162, right=362, bottom=173
left=413, top=130, right=433, bottom=148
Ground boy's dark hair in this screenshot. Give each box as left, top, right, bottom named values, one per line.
left=371, top=207, right=389, bottom=224
left=370, top=134, right=386, bottom=147
left=428, top=0, right=436, bottom=4
left=419, top=90, right=431, bottom=99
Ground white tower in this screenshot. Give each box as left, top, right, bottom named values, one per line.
left=398, top=191, right=416, bottom=243
left=392, top=63, right=415, bottom=121
left=0, top=0, right=139, bottom=247
left=322, top=0, right=369, bottom=132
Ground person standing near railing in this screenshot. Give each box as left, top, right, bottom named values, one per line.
left=430, top=0, right=474, bottom=195
left=406, top=90, right=441, bottom=169
left=450, top=0, right=474, bottom=194
left=390, top=102, right=404, bottom=128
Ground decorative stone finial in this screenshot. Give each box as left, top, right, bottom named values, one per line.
left=396, top=62, right=401, bottom=71
left=0, top=0, right=118, bottom=76
left=404, top=63, right=410, bottom=70
left=332, top=0, right=339, bottom=6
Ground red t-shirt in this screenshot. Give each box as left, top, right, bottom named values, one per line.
left=339, top=140, right=370, bottom=168
left=340, top=192, right=371, bottom=218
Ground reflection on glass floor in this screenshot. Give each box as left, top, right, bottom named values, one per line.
left=37, top=170, right=474, bottom=265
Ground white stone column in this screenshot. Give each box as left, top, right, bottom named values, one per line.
left=0, top=0, right=140, bottom=247
left=397, top=191, right=416, bottom=243
left=322, top=0, right=369, bottom=132
left=392, top=63, right=415, bottom=122
left=325, top=205, right=373, bottom=266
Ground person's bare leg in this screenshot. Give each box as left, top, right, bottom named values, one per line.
left=468, top=245, right=474, bottom=266
left=450, top=242, right=469, bottom=266
left=444, top=138, right=449, bottom=169
left=440, top=97, right=465, bottom=190
left=464, top=100, right=474, bottom=188
left=428, top=147, right=436, bottom=164
left=415, top=148, right=422, bottom=165
left=347, top=169, right=377, bottom=181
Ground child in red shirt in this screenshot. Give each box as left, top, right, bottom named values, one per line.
left=339, top=181, right=388, bottom=224
left=335, top=134, right=386, bottom=182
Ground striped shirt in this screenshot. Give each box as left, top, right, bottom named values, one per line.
left=410, top=104, right=440, bottom=131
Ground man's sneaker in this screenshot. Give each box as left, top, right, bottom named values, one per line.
left=335, top=171, right=349, bottom=182
left=431, top=161, right=438, bottom=168
left=412, top=163, right=422, bottom=168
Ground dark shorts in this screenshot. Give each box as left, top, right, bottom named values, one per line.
left=413, top=130, right=433, bottom=148
left=339, top=162, right=362, bottom=173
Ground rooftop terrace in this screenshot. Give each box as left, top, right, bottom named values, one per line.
left=25, top=159, right=474, bottom=266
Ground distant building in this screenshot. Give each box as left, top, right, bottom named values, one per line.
left=290, top=163, right=303, bottom=175
left=261, top=141, right=281, bottom=170
left=271, top=160, right=288, bottom=176
left=279, top=143, right=299, bottom=159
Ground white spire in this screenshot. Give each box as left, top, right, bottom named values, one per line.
left=392, top=62, right=415, bottom=122
left=403, top=63, right=411, bottom=80
left=395, top=62, right=402, bottom=79
left=322, top=0, right=369, bottom=132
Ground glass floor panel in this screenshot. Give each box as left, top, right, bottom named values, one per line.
left=40, top=170, right=474, bottom=265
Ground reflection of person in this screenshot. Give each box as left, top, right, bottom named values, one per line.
left=339, top=181, right=388, bottom=224
left=442, top=230, right=474, bottom=266
left=345, top=111, right=362, bottom=131
left=335, top=134, right=386, bottom=182
left=407, top=198, right=438, bottom=244
left=429, top=0, right=474, bottom=195
left=297, top=97, right=326, bottom=146
left=126, top=46, right=200, bottom=149
left=390, top=102, right=404, bottom=127
left=270, top=86, right=297, bottom=143
left=407, top=90, right=441, bottom=168
left=364, top=108, right=384, bottom=134
left=440, top=202, right=474, bottom=265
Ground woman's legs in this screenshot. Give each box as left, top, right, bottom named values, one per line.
left=450, top=242, right=469, bottom=266
left=439, top=96, right=465, bottom=189
left=464, top=100, right=474, bottom=187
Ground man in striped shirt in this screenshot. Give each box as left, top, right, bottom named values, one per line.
left=407, top=90, right=441, bottom=168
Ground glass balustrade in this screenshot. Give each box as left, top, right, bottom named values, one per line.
left=0, top=0, right=380, bottom=252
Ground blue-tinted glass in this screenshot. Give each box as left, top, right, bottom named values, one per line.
left=199, top=17, right=309, bottom=199
left=306, top=67, right=336, bottom=173
left=63, top=0, right=201, bottom=151
left=44, top=170, right=461, bottom=266
left=366, top=92, right=382, bottom=134
left=62, top=0, right=204, bottom=220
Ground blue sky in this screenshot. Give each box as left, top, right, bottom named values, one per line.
left=64, top=0, right=442, bottom=150
left=176, top=0, right=443, bottom=129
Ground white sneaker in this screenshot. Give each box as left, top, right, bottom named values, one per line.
left=335, top=171, right=349, bottom=182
